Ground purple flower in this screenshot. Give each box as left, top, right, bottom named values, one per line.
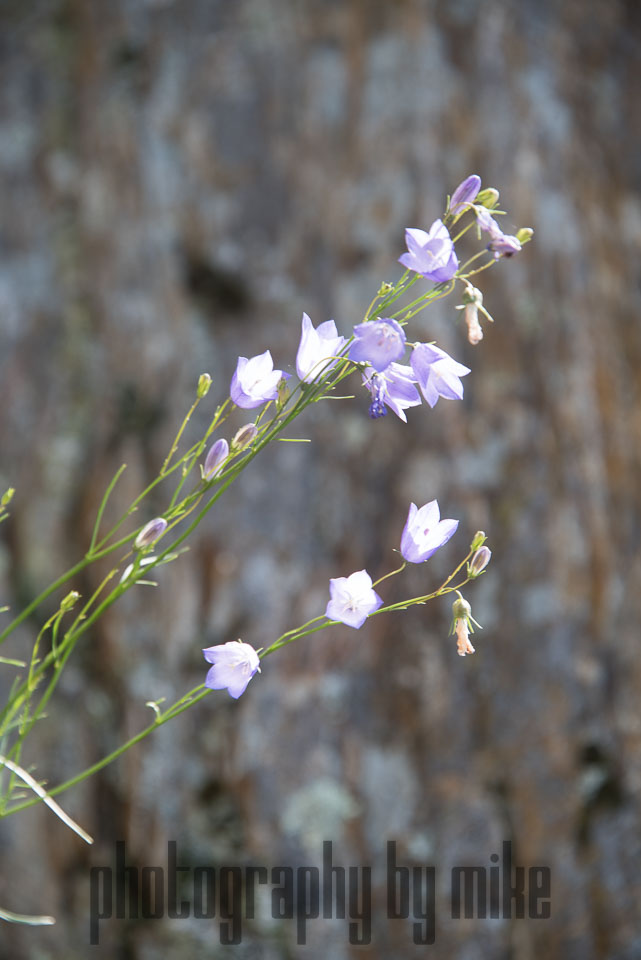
left=349, top=318, right=406, bottom=372
left=475, top=205, right=502, bottom=237
left=475, top=206, right=522, bottom=260
left=410, top=343, right=471, bottom=408
left=230, top=351, right=289, bottom=409
left=296, top=312, right=346, bottom=383
left=398, top=220, right=458, bottom=283
left=400, top=500, right=459, bottom=564
left=202, top=640, right=260, bottom=699
left=203, top=438, right=229, bottom=478
left=363, top=362, right=422, bottom=422
left=325, top=569, right=383, bottom=629
left=449, top=175, right=481, bottom=215
left=487, top=234, right=522, bottom=259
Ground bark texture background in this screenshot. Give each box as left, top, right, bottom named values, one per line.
left=1, top=0, right=641, bottom=957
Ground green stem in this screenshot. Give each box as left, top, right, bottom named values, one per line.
left=1, top=686, right=211, bottom=817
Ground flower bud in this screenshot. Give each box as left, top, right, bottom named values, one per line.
left=475, top=187, right=499, bottom=209
left=1, top=487, right=15, bottom=508
left=377, top=281, right=393, bottom=296
left=203, top=438, right=229, bottom=478
left=135, top=518, right=168, bottom=550
left=232, top=423, right=258, bottom=450
left=197, top=373, right=212, bottom=398
left=60, top=590, right=80, bottom=611
left=470, top=531, right=486, bottom=551
left=468, top=545, right=492, bottom=576
left=516, top=227, right=534, bottom=244
left=449, top=174, right=481, bottom=214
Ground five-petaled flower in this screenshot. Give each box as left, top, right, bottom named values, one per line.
left=400, top=500, right=459, bottom=564
left=398, top=220, right=458, bottom=283
left=349, top=318, right=406, bottom=372
left=296, top=312, right=346, bottom=383
left=230, top=351, right=289, bottom=409
left=203, top=640, right=261, bottom=699
left=325, top=569, right=383, bottom=629
left=363, top=363, right=422, bottom=422
left=410, top=343, right=470, bottom=408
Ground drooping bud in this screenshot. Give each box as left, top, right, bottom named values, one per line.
left=449, top=174, right=481, bottom=215
left=197, top=373, right=212, bottom=398
left=203, top=438, right=229, bottom=478
left=468, top=545, right=492, bottom=576
left=450, top=596, right=477, bottom=657
left=452, top=596, right=472, bottom=622
left=232, top=423, right=258, bottom=450
left=464, top=304, right=483, bottom=345
left=134, top=518, right=168, bottom=550
left=60, top=590, right=80, bottom=611
left=451, top=594, right=483, bottom=648
left=455, top=283, right=493, bottom=345
left=475, top=187, right=500, bottom=209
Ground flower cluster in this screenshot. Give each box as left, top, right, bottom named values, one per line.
left=205, top=498, right=460, bottom=697
left=198, top=175, right=530, bottom=696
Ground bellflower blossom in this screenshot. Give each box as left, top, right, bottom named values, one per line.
left=325, top=569, right=383, bottom=629
left=398, top=220, right=458, bottom=283
left=230, top=351, right=289, bottom=409
left=202, top=640, right=260, bottom=699
left=363, top=363, right=422, bottom=422
left=449, top=174, right=481, bottom=215
left=349, top=318, right=406, bottom=372
left=410, top=343, right=471, bottom=408
left=296, top=312, right=346, bottom=383
left=400, top=500, right=459, bottom=564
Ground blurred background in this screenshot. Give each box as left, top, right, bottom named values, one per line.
left=1, top=0, right=640, bottom=957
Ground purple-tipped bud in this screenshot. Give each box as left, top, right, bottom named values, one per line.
left=197, top=373, right=212, bottom=398
left=449, top=175, right=481, bottom=214
left=203, top=438, right=229, bottom=478
left=232, top=423, right=258, bottom=450
left=134, top=518, right=168, bottom=550
left=469, top=546, right=492, bottom=576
